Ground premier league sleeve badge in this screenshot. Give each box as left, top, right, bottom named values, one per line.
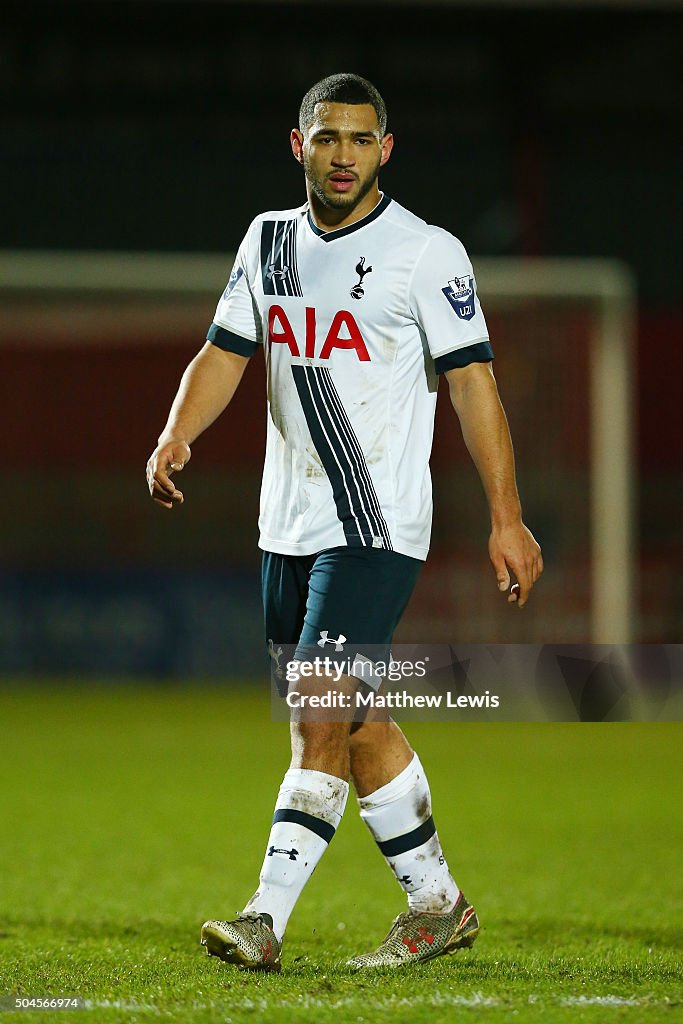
left=442, top=275, right=476, bottom=320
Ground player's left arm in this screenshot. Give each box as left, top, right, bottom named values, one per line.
left=445, top=361, right=543, bottom=607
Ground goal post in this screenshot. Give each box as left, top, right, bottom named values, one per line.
left=0, top=250, right=636, bottom=643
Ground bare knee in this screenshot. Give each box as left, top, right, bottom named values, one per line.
left=286, top=671, right=359, bottom=777
left=291, top=719, right=348, bottom=758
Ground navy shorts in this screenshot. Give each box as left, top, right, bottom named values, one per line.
left=262, top=546, right=422, bottom=692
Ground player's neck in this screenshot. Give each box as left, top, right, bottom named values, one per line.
left=307, top=187, right=383, bottom=233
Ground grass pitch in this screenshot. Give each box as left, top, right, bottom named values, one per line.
left=0, top=684, right=680, bottom=1023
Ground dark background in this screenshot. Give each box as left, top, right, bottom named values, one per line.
left=4, top=0, right=682, bottom=302
left=1, top=0, right=681, bottom=671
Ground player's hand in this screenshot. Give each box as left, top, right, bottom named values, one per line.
left=146, top=440, right=191, bottom=509
left=488, top=522, right=543, bottom=609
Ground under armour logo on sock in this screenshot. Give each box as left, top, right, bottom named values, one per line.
left=267, top=846, right=299, bottom=860
left=399, top=874, right=412, bottom=886
left=317, top=630, right=346, bottom=651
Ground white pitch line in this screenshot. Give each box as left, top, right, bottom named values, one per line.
left=81, top=992, right=666, bottom=1013
left=83, top=999, right=161, bottom=1013
left=560, top=995, right=656, bottom=1007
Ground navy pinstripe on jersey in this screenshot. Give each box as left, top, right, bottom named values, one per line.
left=316, top=368, right=392, bottom=549
left=292, top=364, right=392, bottom=550
left=260, top=219, right=303, bottom=297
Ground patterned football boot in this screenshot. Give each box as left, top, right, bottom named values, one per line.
left=200, top=912, right=282, bottom=972
left=347, top=892, right=479, bottom=970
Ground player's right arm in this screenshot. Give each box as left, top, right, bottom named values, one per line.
left=147, top=220, right=262, bottom=509
left=147, top=344, right=250, bottom=509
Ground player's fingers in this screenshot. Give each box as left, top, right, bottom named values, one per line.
left=149, top=475, right=175, bottom=507
left=513, top=565, right=533, bottom=607
left=490, top=554, right=510, bottom=592
left=150, top=476, right=183, bottom=504
left=162, top=485, right=183, bottom=504
left=154, top=468, right=176, bottom=495
left=152, top=487, right=183, bottom=503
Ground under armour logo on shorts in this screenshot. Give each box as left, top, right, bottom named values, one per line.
left=317, top=630, right=346, bottom=651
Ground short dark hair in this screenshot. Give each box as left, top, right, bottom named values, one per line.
left=299, top=73, right=388, bottom=136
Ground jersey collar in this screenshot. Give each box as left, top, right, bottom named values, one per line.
left=306, top=193, right=392, bottom=242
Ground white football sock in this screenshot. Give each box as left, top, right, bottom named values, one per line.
left=357, top=753, right=460, bottom=914
left=244, top=768, right=348, bottom=941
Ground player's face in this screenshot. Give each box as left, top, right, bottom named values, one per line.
left=292, top=103, right=393, bottom=213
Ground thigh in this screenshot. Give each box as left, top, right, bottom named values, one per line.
left=262, top=550, right=315, bottom=648
left=296, top=546, right=422, bottom=664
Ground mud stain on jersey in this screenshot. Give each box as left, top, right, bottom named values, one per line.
left=304, top=445, right=325, bottom=479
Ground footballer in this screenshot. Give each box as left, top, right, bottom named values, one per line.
left=147, top=73, right=543, bottom=971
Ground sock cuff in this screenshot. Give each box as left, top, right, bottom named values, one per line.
left=278, top=768, right=349, bottom=823
left=357, top=753, right=423, bottom=811
left=282, top=766, right=347, bottom=789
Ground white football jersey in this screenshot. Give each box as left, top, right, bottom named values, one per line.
left=209, top=194, right=491, bottom=561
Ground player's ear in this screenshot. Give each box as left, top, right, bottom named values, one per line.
left=290, top=129, right=304, bottom=165
left=379, top=133, right=394, bottom=167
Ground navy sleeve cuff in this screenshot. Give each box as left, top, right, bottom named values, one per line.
left=207, top=323, right=259, bottom=356
left=434, top=340, right=494, bottom=374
